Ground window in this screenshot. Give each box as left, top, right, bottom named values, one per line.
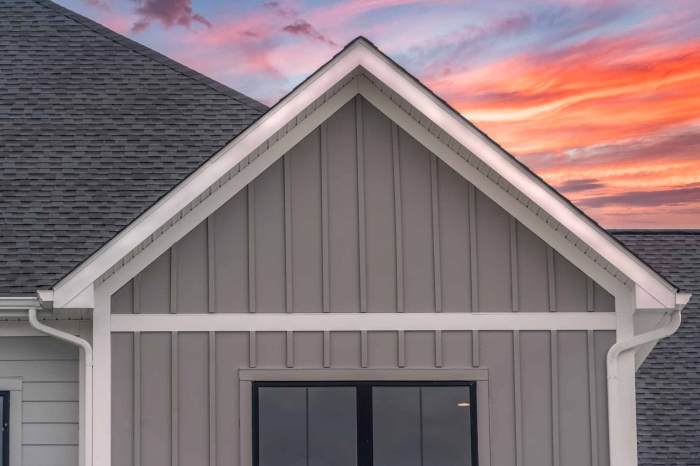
left=0, top=391, right=8, bottom=466
left=253, top=382, right=477, bottom=466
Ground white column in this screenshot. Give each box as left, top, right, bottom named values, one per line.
left=92, top=287, right=111, bottom=466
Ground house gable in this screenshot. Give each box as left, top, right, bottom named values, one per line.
left=50, top=38, right=679, bottom=313
left=111, top=96, right=615, bottom=315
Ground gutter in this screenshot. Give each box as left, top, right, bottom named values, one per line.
left=0, top=299, right=93, bottom=466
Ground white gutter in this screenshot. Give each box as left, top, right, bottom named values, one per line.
left=606, top=292, right=690, bottom=466
left=0, top=302, right=93, bottom=466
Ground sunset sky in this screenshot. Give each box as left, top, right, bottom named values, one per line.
left=56, top=0, right=700, bottom=228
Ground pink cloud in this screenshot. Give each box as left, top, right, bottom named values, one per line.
left=130, top=0, right=211, bottom=32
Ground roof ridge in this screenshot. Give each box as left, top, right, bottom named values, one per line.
left=33, top=0, right=267, bottom=113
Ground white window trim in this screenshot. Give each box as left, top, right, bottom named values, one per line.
left=0, top=378, right=22, bottom=466
left=52, top=38, right=678, bottom=311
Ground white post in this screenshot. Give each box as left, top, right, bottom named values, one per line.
left=92, top=288, right=111, bottom=466
left=608, top=293, right=638, bottom=466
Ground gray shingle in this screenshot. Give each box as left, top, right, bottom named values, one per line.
left=613, top=231, right=700, bottom=466
left=0, top=0, right=265, bottom=295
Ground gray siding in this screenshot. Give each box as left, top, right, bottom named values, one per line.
left=111, top=96, right=614, bottom=315
left=110, top=95, right=617, bottom=466
left=0, top=336, right=79, bottom=466
left=111, top=330, right=615, bottom=466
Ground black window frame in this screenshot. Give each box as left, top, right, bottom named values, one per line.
left=0, top=391, right=9, bottom=466
left=252, top=380, right=479, bottom=466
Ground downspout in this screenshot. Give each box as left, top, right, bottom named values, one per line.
left=606, top=304, right=684, bottom=466
left=26, top=308, right=93, bottom=466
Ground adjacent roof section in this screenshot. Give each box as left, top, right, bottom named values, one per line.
left=613, top=231, right=700, bottom=466
left=0, top=0, right=266, bottom=295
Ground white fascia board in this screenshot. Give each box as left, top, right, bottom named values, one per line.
left=111, top=312, right=617, bottom=333
left=52, top=38, right=676, bottom=310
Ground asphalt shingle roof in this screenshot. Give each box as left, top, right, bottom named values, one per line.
left=0, top=0, right=265, bottom=295
left=613, top=231, right=700, bottom=466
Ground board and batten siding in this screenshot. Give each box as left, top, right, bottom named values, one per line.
left=0, top=336, right=79, bottom=466
left=111, top=96, right=615, bottom=315
left=111, top=330, right=615, bottom=466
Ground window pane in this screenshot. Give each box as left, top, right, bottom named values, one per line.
left=258, top=387, right=307, bottom=466
left=422, top=386, right=472, bottom=466
left=308, top=387, right=357, bottom=466
left=0, top=395, right=4, bottom=463
left=257, top=386, right=357, bottom=466
left=373, top=385, right=472, bottom=466
left=372, top=387, right=422, bottom=466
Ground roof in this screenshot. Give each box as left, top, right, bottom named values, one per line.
left=613, top=231, right=700, bottom=466
left=0, top=0, right=266, bottom=295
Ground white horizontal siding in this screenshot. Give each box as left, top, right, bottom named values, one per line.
left=0, top=336, right=80, bottom=465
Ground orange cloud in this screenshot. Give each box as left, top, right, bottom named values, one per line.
left=423, top=33, right=700, bottom=227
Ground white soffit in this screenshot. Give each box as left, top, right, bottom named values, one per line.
left=52, top=37, right=678, bottom=310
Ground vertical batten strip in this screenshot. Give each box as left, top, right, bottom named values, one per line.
left=468, top=185, right=479, bottom=312
left=247, top=186, right=256, bottom=313
left=397, top=330, right=406, bottom=368
left=249, top=332, right=257, bottom=368
left=586, top=278, right=595, bottom=312
left=435, top=330, right=443, bottom=368
left=391, top=123, right=405, bottom=313
left=286, top=331, right=294, bottom=368
left=320, top=123, right=331, bottom=313
left=430, top=155, right=442, bottom=312
left=587, top=331, right=599, bottom=466
left=513, top=331, right=523, bottom=466
left=208, top=332, right=216, bottom=466
left=356, top=97, right=368, bottom=313
left=132, top=275, right=141, bottom=315
left=171, top=332, right=179, bottom=466
left=472, top=331, right=480, bottom=367
left=361, top=331, right=368, bottom=368
left=510, top=218, right=519, bottom=312
left=133, top=332, right=141, bottom=466
left=547, top=247, right=557, bottom=312
left=170, top=246, right=177, bottom=314
left=468, top=185, right=480, bottom=367
left=207, top=218, right=216, bottom=314
left=284, top=155, right=293, bottom=313
left=323, top=331, right=331, bottom=368
left=551, top=330, right=560, bottom=466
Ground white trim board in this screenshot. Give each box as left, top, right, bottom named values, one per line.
left=54, top=38, right=679, bottom=311
left=110, top=312, right=617, bottom=332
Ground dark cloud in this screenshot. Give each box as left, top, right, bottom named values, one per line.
left=557, top=178, right=606, bottom=193
left=282, top=19, right=336, bottom=46
left=579, top=184, right=700, bottom=209
left=130, top=0, right=211, bottom=33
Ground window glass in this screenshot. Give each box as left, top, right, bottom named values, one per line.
left=258, top=387, right=306, bottom=466
left=421, top=386, right=472, bottom=466
left=255, top=382, right=475, bottom=466
left=257, top=386, right=357, bottom=466
left=372, top=386, right=422, bottom=466
left=0, top=395, right=3, bottom=463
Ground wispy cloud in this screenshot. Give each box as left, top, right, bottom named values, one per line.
left=282, top=19, right=337, bottom=45
left=127, top=0, right=211, bottom=32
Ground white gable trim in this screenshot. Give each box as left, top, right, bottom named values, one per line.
left=53, top=38, right=677, bottom=311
